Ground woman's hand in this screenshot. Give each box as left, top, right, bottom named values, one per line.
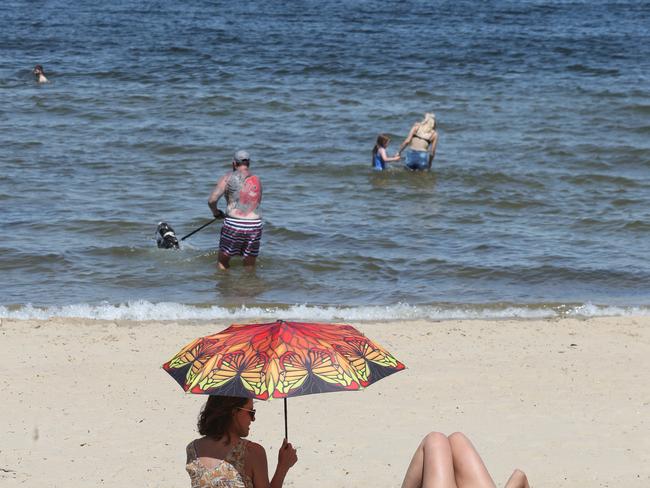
left=277, top=438, right=298, bottom=470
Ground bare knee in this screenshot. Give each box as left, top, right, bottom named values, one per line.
left=421, top=431, right=450, bottom=451
left=448, top=431, right=469, bottom=444
left=448, top=431, right=475, bottom=454
left=506, top=469, right=529, bottom=488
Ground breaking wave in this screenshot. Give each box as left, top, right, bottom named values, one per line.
left=1, top=301, right=649, bottom=322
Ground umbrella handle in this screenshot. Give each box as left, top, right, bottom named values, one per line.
left=284, top=397, right=288, bottom=441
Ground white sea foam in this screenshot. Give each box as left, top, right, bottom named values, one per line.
left=1, top=301, right=648, bottom=321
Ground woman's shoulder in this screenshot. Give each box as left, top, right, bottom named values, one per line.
left=186, top=437, right=210, bottom=454
left=242, top=440, right=266, bottom=461
left=243, top=439, right=265, bottom=453
left=186, top=438, right=200, bottom=461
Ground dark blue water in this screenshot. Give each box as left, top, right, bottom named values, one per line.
left=1, top=0, right=649, bottom=320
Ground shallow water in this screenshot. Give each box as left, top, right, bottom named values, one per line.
left=1, top=0, right=649, bottom=319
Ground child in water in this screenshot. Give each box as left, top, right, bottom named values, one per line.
left=372, top=134, right=401, bottom=171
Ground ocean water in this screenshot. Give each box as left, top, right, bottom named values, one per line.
left=1, top=0, right=649, bottom=320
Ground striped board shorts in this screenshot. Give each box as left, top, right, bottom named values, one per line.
left=219, top=217, right=263, bottom=257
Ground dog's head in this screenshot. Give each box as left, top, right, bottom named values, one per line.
left=156, top=222, right=179, bottom=249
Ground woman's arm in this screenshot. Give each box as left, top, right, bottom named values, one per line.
left=250, top=440, right=297, bottom=488
left=272, top=439, right=297, bottom=488
left=250, top=443, right=271, bottom=488
left=379, top=147, right=401, bottom=163
left=428, top=132, right=438, bottom=169
left=398, top=123, right=419, bottom=154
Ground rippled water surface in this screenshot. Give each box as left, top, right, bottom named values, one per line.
left=1, top=0, right=649, bottom=317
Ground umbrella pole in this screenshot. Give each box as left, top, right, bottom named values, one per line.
left=284, top=397, right=288, bottom=440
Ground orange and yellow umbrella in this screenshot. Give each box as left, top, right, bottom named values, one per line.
left=162, top=320, right=406, bottom=437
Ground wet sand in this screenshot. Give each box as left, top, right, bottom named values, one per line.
left=2, top=316, right=649, bottom=487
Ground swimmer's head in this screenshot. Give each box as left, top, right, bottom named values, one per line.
left=233, top=149, right=251, bottom=167
left=32, top=64, right=48, bottom=83
left=421, top=113, right=436, bottom=131
left=376, top=134, right=390, bottom=148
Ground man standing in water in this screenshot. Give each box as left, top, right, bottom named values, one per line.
left=208, top=150, right=263, bottom=270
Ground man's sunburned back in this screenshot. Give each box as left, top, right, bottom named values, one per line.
left=224, top=170, right=262, bottom=219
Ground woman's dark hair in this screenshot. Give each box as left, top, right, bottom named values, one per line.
left=197, top=395, right=248, bottom=441
left=372, top=134, right=390, bottom=158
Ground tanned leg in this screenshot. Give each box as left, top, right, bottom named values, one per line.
left=242, top=255, right=257, bottom=268
left=401, top=432, right=458, bottom=488
left=504, top=469, right=529, bottom=488
left=217, top=252, right=231, bottom=270
left=448, top=432, right=496, bottom=488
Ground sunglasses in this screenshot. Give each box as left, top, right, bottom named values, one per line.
left=238, top=406, right=256, bottom=420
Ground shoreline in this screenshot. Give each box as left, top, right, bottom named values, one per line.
left=2, top=300, right=650, bottom=323
left=2, top=316, right=649, bottom=487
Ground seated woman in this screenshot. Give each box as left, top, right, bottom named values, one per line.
left=372, top=134, right=402, bottom=171
left=398, top=113, right=439, bottom=171
left=186, top=396, right=297, bottom=488
left=401, top=431, right=529, bottom=488
left=186, top=396, right=528, bottom=488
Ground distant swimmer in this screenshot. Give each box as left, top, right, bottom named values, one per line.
left=372, top=134, right=401, bottom=171
left=398, top=113, right=438, bottom=171
left=208, top=150, right=263, bottom=270
left=32, top=64, right=49, bottom=83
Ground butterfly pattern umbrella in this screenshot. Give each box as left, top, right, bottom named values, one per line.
left=163, top=320, right=406, bottom=437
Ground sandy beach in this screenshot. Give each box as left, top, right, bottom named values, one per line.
left=2, top=316, right=649, bottom=487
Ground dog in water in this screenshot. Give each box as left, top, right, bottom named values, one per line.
left=156, top=222, right=179, bottom=249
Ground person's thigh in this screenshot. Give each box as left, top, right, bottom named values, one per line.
left=401, top=432, right=457, bottom=488
left=448, top=432, right=496, bottom=488
left=242, top=225, right=262, bottom=260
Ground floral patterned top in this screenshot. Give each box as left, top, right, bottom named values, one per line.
left=186, top=439, right=253, bottom=488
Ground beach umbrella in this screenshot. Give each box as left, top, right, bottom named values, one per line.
left=162, top=320, right=406, bottom=438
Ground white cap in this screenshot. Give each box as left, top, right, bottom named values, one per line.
left=234, top=150, right=250, bottom=163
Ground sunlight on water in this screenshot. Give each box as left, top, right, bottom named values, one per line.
left=1, top=0, right=649, bottom=314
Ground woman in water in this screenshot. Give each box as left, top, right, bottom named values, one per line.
left=398, top=113, right=439, bottom=171
left=372, top=134, right=402, bottom=171
left=186, top=395, right=529, bottom=488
